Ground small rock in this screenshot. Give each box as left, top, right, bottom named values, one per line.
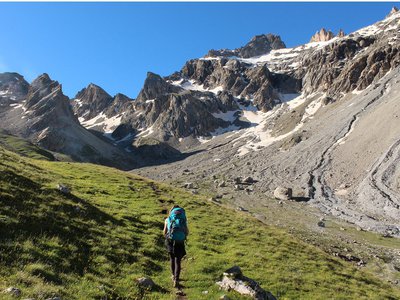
left=202, top=290, right=209, bottom=294
left=317, top=221, right=325, bottom=228
left=4, top=287, right=21, bottom=297
left=191, top=190, right=198, bottom=195
left=57, top=184, right=70, bottom=194
left=234, top=177, right=242, bottom=184
left=356, top=227, right=363, bottom=231
left=45, top=298, right=61, bottom=300
left=136, top=277, right=155, bottom=289
left=183, top=182, right=195, bottom=189
left=236, top=206, right=248, bottom=212
left=243, top=176, right=255, bottom=184
left=234, top=185, right=243, bottom=191
left=220, top=295, right=230, bottom=300
left=218, top=181, right=227, bottom=188
left=340, top=227, right=345, bottom=231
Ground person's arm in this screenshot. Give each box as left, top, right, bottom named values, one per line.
left=163, top=219, right=168, bottom=237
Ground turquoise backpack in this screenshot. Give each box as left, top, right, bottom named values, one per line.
left=167, top=207, right=187, bottom=241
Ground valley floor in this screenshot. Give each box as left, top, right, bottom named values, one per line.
left=1, top=146, right=400, bottom=299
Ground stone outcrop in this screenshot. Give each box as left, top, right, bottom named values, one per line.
left=216, top=266, right=276, bottom=300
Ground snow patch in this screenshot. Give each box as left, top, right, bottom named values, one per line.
left=235, top=93, right=323, bottom=156
left=212, top=110, right=239, bottom=122
left=170, top=79, right=223, bottom=95
left=80, top=113, right=123, bottom=133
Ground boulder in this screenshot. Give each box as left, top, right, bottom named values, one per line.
left=3, top=287, right=21, bottom=297
left=183, top=182, right=195, bottom=189
left=136, top=277, right=155, bottom=289
left=273, top=187, right=292, bottom=200
left=216, top=266, right=276, bottom=300
left=57, top=184, right=70, bottom=194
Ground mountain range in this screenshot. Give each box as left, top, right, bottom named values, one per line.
left=1, top=7, right=400, bottom=236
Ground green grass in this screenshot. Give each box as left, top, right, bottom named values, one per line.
left=0, top=145, right=399, bottom=299
left=0, top=130, right=55, bottom=161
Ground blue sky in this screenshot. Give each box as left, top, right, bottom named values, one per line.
left=0, top=2, right=397, bottom=98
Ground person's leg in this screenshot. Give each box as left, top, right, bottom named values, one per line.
left=174, top=256, right=182, bottom=281
left=169, top=253, right=176, bottom=279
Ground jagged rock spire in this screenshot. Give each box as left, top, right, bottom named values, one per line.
left=310, top=28, right=334, bottom=43
left=337, top=29, right=345, bottom=38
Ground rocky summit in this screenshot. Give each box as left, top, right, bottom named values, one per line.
left=1, top=7, right=400, bottom=236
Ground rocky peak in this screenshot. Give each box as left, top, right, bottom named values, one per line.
left=26, top=73, right=61, bottom=110
left=0, top=72, right=29, bottom=101
left=387, top=6, right=399, bottom=17
left=310, top=28, right=334, bottom=43
left=239, top=34, right=286, bottom=58
left=136, top=72, right=181, bottom=102
left=337, top=29, right=345, bottom=38
left=75, top=83, right=112, bottom=104
left=72, top=83, right=114, bottom=121
left=207, top=33, right=286, bottom=59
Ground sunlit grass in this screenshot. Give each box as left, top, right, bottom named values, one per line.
left=0, top=145, right=399, bottom=299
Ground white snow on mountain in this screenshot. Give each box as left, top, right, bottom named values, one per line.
left=80, top=113, right=123, bottom=133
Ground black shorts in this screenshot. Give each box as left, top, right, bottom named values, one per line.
left=165, top=239, right=186, bottom=258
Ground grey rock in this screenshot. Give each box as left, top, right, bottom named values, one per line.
left=273, top=187, right=293, bottom=200
left=4, top=287, right=21, bottom=297
left=136, top=277, right=155, bottom=289
left=57, top=184, right=70, bottom=194
left=317, top=221, right=326, bottom=228
left=217, top=266, right=276, bottom=300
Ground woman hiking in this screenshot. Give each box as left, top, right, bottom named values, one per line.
left=163, top=205, right=189, bottom=288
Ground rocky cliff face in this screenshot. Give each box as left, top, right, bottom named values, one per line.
left=0, top=73, right=137, bottom=169
left=0, top=73, right=29, bottom=103
left=73, top=9, right=399, bottom=149
left=72, top=83, right=114, bottom=121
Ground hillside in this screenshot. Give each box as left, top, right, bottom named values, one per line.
left=1, top=145, right=400, bottom=299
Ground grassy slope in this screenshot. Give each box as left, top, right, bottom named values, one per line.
left=0, top=146, right=399, bottom=300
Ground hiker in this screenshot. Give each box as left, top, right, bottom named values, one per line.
left=163, top=205, right=189, bottom=288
